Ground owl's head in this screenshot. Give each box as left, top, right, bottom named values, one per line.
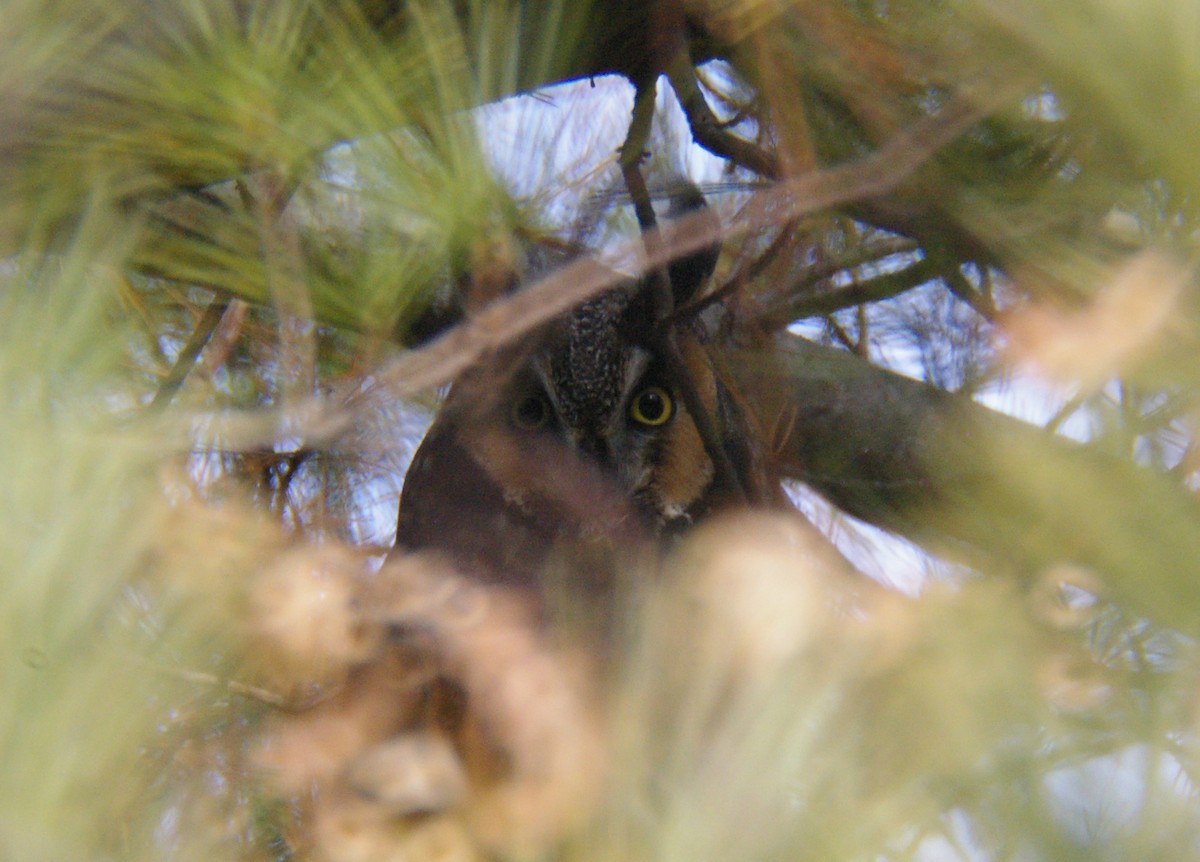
left=395, top=192, right=764, bottom=577
left=498, top=284, right=719, bottom=523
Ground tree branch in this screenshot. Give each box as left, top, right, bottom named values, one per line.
left=733, top=334, right=1200, bottom=632
left=370, top=94, right=996, bottom=397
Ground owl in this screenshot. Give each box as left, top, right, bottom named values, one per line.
left=394, top=197, right=780, bottom=586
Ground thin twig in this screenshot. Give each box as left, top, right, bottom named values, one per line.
left=666, top=49, right=780, bottom=178
left=773, top=255, right=943, bottom=324
left=619, top=146, right=750, bottom=506
left=825, top=315, right=858, bottom=352
left=944, top=262, right=998, bottom=320
left=1043, top=390, right=1087, bottom=435
left=788, top=235, right=922, bottom=293
left=126, top=653, right=296, bottom=708
left=372, top=90, right=1004, bottom=400
left=196, top=298, right=249, bottom=377
left=272, top=448, right=313, bottom=514
left=148, top=296, right=231, bottom=411
left=854, top=303, right=870, bottom=357
left=238, top=171, right=317, bottom=404
left=665, top=273, right=743, bottom=327
left=616, top=90, right=751, bottom=504
left=666, top=225, right=800, bottom=327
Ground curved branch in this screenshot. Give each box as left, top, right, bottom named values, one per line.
left=733, top=334, right=1200, bottom=632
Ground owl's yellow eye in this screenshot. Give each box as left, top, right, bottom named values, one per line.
left=511, top=394, right=552, bottom=430
left=629, top=385, right=673, bottom=427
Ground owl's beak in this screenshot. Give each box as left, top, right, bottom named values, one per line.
left=574, top=432, right=610, bottom=464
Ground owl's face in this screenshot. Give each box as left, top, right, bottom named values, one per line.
left=395, top=198, right=759, bottom=578
left=499, top=289, right=715, bottom=522
left=396, top=285, right=725, bottom=579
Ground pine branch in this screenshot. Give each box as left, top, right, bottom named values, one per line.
left=736, top=334, right=1200, bottom=632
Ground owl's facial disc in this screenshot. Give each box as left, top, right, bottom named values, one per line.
left=489, top=286, right=718, bottom=524
left=495, top=345, right=671, bottom=510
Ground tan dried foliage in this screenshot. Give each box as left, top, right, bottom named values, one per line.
left=1003, top=251, right=1190, bottom=387
left=248, top=543, right=381, bottom=692
left=153, top=491, right=1117, bottom=860
left=659, top=511, right=870, bottom=679
left=252, top=552, right=606, bottom=861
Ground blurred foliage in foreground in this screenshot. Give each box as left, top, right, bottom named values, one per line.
left=5, top=0, right=1200, bottom=860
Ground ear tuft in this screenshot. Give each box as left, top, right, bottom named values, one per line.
left=665, top=184, right=720, bottom=308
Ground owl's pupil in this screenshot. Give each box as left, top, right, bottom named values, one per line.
left=637, top=391, right=664, bottom=421
left=513, top=394, right=549, bottom=429
left=629, top=385, right=673, bottom=427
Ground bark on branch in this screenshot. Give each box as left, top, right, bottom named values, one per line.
left=735, top=334, right=1200, bottom=632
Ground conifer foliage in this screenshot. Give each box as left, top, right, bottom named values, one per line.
left=4, top=1, right=1200, bottom=860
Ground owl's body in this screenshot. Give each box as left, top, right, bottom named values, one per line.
left=395, top=210, right=779, bottom=585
